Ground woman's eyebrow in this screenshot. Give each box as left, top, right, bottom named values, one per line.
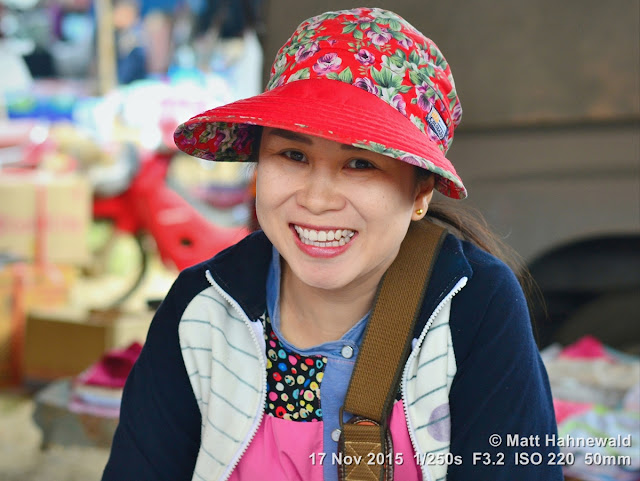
left=267, top=128, right=313, bottom=144
left=340, top=144, right=362, bottom=152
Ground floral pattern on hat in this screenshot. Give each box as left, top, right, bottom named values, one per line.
left=352, top=140, right=462, bottom=199
left=177, top=121, right=256, bottom=162
left=174, top=7, right=466, bottom=199
left=265, top=8, right=461, bottom=152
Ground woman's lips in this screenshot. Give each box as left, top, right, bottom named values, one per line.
left=290, top=224, right=357, bottom=258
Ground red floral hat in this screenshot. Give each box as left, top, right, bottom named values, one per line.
left=174, top=7, right=467, bottom=199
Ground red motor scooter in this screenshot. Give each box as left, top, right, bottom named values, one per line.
left=1, top=119, right=251, bottom=306
left=90, top=139, right=251, bottom=305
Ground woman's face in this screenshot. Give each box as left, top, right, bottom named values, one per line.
left=256, top=127, right=434, bottom=294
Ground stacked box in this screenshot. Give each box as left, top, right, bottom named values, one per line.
left=0, top=263, right=75, bottom=385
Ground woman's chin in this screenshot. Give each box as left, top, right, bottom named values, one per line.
left=290, top=269, right=354, bottom=292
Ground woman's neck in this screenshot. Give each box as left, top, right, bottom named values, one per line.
left=279, top=264, right=379, bottom=349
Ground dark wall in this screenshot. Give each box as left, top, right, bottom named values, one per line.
left=262, top=1, right=640, bottom=128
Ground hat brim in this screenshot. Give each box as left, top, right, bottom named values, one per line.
left=174, top=78, right=466, bottom=199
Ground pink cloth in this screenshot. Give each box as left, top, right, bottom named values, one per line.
left=68, top=397, right=120, bottom=418
left=553, top=399, right=593, bottom=425
left=558, top=335, right=613, bottom=361
left=229, top=400, right=422, bottom=480
left=77, top=342, right=143, bottom=388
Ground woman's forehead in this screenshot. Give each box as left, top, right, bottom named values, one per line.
left=262, top=127, right=365, bottom=153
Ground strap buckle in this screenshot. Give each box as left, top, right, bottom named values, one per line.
left=337, top=415, right=394, bottom=481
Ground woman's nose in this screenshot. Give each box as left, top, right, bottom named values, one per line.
left=295, top=168, right=345, bottom=214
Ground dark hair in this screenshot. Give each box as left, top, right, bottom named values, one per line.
left=418, top=170, right=544, bottom=331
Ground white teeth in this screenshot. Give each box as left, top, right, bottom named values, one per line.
left=293, top=225, right=355, bottom=246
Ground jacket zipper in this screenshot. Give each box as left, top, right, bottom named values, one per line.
left=205, top=270, right=268, bottom=481
left=401, top=276, right=468, bottom=481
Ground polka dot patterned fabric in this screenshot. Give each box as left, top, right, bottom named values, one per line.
left=262, top=314, right=327, bottom=422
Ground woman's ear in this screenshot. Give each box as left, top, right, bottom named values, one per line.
left=412, top=173, right=436, bottom=221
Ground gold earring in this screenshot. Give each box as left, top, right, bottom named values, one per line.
left=415, top=208, right=424, bottom=216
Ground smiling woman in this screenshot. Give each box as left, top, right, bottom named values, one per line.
left=102, top=7, right=562, bottom=481
left=256, top=127, right=434, bottom=347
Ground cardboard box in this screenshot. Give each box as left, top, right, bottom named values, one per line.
left=23, top=308, right=152, bottom=383
left=0, top=172, right=91, bottom=265
left=0, top=266, right=14, bottom=386
left=0, top=263, right=75, bottom=385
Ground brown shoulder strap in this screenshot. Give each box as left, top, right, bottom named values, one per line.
left=339, top=220, right=447, bottom=481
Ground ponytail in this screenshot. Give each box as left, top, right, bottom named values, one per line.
left=424, top=197, right=545, bottom=332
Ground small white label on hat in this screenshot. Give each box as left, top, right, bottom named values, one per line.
left=426, top=107, right=448, bottom=140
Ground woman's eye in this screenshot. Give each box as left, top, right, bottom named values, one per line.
left=347, top=158, right=375, bottom=169
left=283, top=150, right=306, bottom=162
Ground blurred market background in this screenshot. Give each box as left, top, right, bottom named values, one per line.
left=0, top=0, right=638, bottom=480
